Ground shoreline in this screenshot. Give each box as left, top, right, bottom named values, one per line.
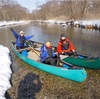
left=1, top=19, right=100, bottom=29
left=0, top=21, right=31, bottom=27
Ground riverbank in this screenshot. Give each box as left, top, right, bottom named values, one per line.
left=1, top=19, right=100, bottom=30
left=32, top=19, right=100, bottom=30
left=7, top=55, right=100, bottom=99
left=33, top=19, right=100, bottom=25
left=0, top=21, right=31, bottom=27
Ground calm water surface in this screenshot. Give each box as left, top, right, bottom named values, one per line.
left=0, top=23, right=100, bottom=56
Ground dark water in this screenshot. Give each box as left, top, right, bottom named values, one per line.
left=0, top=23, right=100, bottom=56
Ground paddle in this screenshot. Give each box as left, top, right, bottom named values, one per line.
left=25, top=40, right=40, bottom=57
left=16, top=47, right=31, bottom=52
left=29, top=45, right=40, bottom=57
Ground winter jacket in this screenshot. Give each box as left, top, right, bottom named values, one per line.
left=57, top=38, right=75, bottom=54
left=40, top=44, right=55, bottom=62
left=11, top=29, right=33, bottom=47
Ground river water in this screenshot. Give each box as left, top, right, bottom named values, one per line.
left=0, top=23, right=100, bottom=56
left=0, top=23, right=100, bottom=99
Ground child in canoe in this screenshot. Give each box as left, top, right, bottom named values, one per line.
left=40, top=41, right=60, bottom=66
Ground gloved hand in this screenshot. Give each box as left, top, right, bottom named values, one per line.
left=73, top=51, right=78, bottom=56
left=10, top=28, right=13, bottom=31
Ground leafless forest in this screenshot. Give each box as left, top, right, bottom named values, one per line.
left=0, top=0, right=100, bottom=21
left=0, top=0, right=30, bottom=21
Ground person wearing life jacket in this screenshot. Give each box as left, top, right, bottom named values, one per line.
left=10, top=28, right=34, bottom=50
left=57, top=34, right=75, bottom=56
left=40, top=41, right=60, bottom=66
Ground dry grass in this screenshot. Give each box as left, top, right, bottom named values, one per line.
left=7, top=53, right=100, bottom=99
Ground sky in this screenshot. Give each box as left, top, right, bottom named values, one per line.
left=16, top=0, right=48, bottom=12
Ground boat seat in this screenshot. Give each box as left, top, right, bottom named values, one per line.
left=34, top=47, right=41, bottom=51
left=17, top=47, right=31, bottom=52
left=13, top=43, right=31, bottom=52
left=28, top=50, right=40, bottom=61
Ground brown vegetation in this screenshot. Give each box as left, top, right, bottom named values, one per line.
left=32, top=0, right=100, bottom=20
left=0, top=0, right=31, bottom=21
left=0, top=0, right=100, bottom=21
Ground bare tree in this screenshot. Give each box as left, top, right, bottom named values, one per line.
left=0, top=0, right=30, bottom=21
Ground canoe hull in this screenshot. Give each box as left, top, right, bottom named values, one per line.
left=62, top=57, right=100, bottom=70
left=11, top=42, right=86, bottom=82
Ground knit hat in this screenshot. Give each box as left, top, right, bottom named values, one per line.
left=60, top=34, right=66, bottom=38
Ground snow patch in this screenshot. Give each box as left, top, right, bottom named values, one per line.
left=74, top=20, right=100, bottom=27
left=0, top=21, right=31, bottom=27
left=0, top=45, right=12, bottom=99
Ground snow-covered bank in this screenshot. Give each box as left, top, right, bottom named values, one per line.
left=36, top=19, right=100, bottom=28
left=39, top=19, right=100, bottom=30
left=74, top=20, right=100, bottom=26
left=0, top=21, right=31, bottom=27
left=64, top=19, right=100, bottom=30
left=35, top=19, right=67, bottom=24
left=4, top=19, right=99, bottom=30
left=0, top=45, right=12, bottom=99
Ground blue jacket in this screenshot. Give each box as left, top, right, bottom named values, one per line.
left=40, top=44, right=55, bottom=62
left=11, top=29, right=33, bottom=47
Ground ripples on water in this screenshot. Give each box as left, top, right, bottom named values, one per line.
left=0, top=23, right=100, bottom=56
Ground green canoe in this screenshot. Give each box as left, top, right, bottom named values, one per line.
left=62, top=55, right=100, bottom=70
left=11, top=42, right=86, bottom=83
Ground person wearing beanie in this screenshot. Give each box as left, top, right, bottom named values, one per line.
left=57, top=34, right=75, bottom=56
left=10, top=28, right=34, bottom=50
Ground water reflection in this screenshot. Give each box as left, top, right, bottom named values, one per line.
left=0, top=23, right=100, bottom=56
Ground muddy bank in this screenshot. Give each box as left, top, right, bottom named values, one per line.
left=7, top=52, right=100, bottom=99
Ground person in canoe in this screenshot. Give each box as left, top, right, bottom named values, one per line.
left=10, top=28, right=34, bottom=50
left=40, top=41, right=60, bottom=66
left=57, top=34, right=76, bottom=56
